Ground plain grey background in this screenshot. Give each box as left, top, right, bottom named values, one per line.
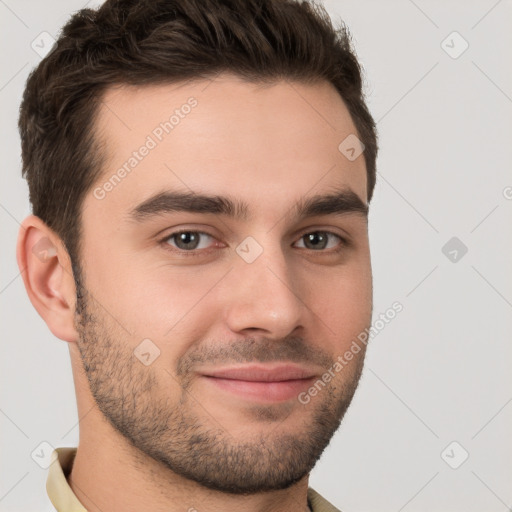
left=1, top=1, right=511, bottom=511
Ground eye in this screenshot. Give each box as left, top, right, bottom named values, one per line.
left=294, top=231, right=345, bottom=251
left=163, top=230, right=216, bottom=252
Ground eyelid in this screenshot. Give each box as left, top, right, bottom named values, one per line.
left=294, top=225, right=350, bottom=243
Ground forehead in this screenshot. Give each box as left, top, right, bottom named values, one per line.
left=88, top=74, right=367, bottom=219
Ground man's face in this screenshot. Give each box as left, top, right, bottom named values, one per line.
left=74, top=74, right=372, bottom=493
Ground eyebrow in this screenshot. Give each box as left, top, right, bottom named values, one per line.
left=129, top=187, right=368, bottom=223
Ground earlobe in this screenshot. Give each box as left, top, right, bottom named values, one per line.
left=16, top=215, right=79, bottom=343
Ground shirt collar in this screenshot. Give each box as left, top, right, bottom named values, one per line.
left=46, top=448, right=87, bottom=512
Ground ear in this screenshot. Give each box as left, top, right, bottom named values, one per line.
left=16, top=215, right=79, bottom=343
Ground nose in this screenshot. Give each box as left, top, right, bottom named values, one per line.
left=222, top=239, right=306, bottom=339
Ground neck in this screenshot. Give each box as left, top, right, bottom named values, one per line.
left=68, top=409, right=311, bottom=512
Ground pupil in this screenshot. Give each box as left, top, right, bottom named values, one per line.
left=179, top=232, right=197, bottom=249
left=306, top=232, right=326, bottom=249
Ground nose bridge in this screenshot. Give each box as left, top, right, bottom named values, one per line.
left=223, top=235, right=305, bottom=336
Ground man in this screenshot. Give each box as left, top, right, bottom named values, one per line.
left=16, top=0, right=378, bottom=510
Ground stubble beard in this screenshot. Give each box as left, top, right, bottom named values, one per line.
left=73, top=284, right=366, bottom=494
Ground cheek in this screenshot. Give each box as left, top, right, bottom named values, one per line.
left=79, top=229, right=203, bottom=336
left=311, top=263, right=372, bottom=345
left=101, top=266, right=224, bottom=351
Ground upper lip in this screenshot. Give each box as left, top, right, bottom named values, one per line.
left=200, top=364, right=317, bottom=382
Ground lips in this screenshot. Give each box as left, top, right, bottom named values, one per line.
left=199, top=364, right=317, bottom=402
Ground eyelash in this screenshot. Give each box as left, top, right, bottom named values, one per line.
left=159, top=229, right=349, bottom=257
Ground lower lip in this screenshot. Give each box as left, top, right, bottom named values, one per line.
left=201, top=376, right=315, bottom=402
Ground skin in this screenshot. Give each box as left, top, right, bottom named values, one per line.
left=17, top=73, right=373, bottom=512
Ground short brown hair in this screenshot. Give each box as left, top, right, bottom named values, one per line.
left=19, top=0, right=378, bottom=280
